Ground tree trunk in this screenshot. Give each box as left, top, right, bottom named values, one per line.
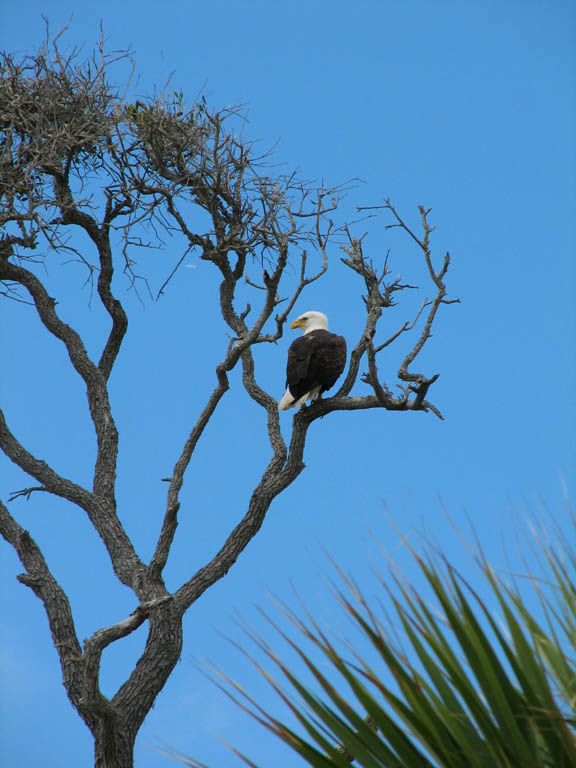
left=81, top=598, right=184, bottom=768
left=93, top=721, right=135, bottom=768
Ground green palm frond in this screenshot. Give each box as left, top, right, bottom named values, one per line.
left=181, top=510, right=576, bottom=767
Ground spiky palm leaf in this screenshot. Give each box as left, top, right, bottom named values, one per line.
left=177, top=512, right=576, bottom=767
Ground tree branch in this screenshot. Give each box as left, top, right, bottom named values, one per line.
left=149, top=503, right=180, bottom=582
left=0, top=259, right=120, bottom=500
left=154, top=350, right=235, bottom=577
left=0, top=498, right=88, bottom=718
left=0, top=407, right=146, bottom=589
left=48, top=171, right=129, bottom=381
left=0, top=409, right=94, bottom=509
left=172, top=444, right=295, bottom=613
left=341, top=202, right=457, bottom=407
left=95, top=233, right=129, bottom=381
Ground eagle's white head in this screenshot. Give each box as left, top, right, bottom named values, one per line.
left=290, top=311, right=329, bottom=335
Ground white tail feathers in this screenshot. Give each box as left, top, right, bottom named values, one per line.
left=278, top=386, right=321, bottom=410
left=278, top=388, right=295, bottom=410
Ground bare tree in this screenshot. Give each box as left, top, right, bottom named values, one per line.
left=0, top=29, right=457, bottom=768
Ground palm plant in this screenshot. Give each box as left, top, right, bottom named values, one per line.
left=173, top=511, right=576, bottom=767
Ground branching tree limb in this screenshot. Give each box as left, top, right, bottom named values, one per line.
left=0, top=31, right=458, bottom=768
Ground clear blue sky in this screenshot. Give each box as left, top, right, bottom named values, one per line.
left=1, top=1, right=575, bottom=766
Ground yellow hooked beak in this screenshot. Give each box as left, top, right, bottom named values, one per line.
left=290, top=318, right=305, bottom=330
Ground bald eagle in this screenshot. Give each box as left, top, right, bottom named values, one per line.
left=278, top=311, right=347, bottom=410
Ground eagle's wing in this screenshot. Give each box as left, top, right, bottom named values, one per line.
left=311, top=335, right=347, bottom=388
left=285, top=335, right=312, bottom=387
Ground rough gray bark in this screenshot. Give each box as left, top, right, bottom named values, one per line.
left=0, top=30, right=457, bottom=767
